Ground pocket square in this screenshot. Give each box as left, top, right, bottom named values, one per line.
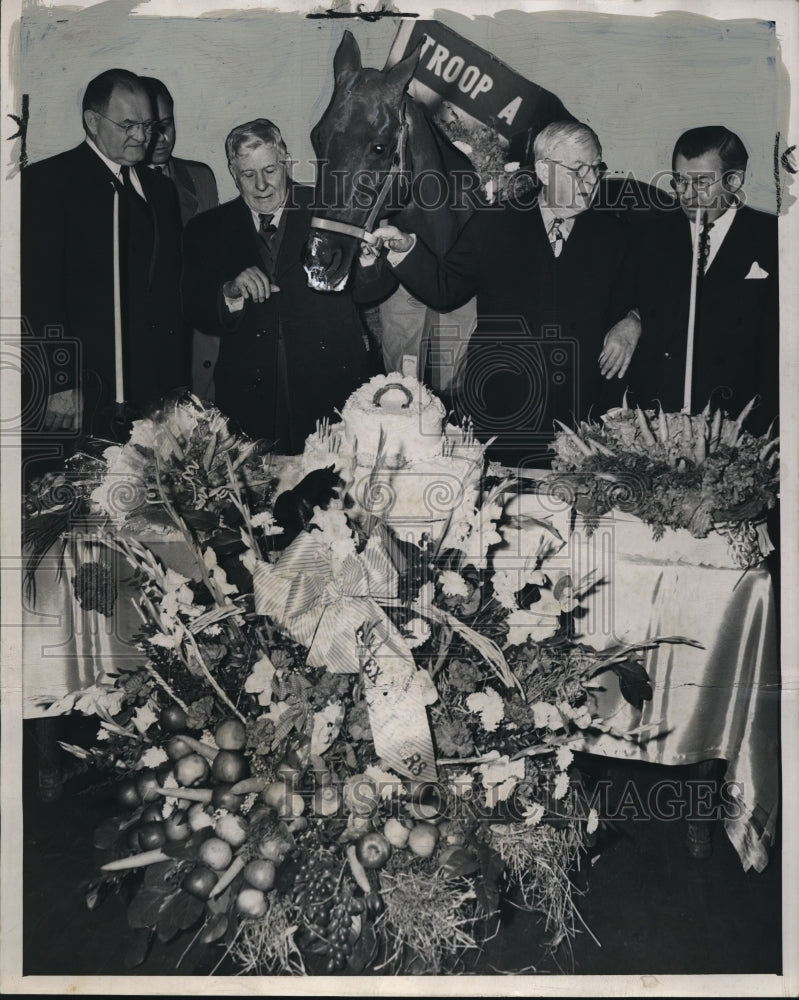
left=745, top=261, right=769, bottom=279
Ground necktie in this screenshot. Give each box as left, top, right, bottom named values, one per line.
left=698, top=220, right=715, bottom=274
left=258, top=213, right=278, bottom=271
left=548, top=217, right=565, bottom=257
left=118, top=165, right=146, bottom=204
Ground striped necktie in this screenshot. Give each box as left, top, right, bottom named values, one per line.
left=548, top=217, right=565, bottom=257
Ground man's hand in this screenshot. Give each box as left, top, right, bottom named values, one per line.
left=370, top=225, right=415, bottom=255
left=223, top=267, right=280, bottom=305
left=599, top=311, right=642, bottom=379
left=43, top=388, right=82, bottom=432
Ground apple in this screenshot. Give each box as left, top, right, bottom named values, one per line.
left=212, top=750, right=250, bottom=785
left=257, top=836, right=292, bottom=864
left=116, top=779, right=141, bottom=810
left=212, top=783, right=244, bottom=813
left=215, top=812, right=248, bottom=848
left=166, top=736, right=194, bottom=762
left=198, top=836, right=233, bottom=871
left=242, top=859, right=276, bottom=891
left=159, top=704, right=188, bottom=733
left=261, top=781, right=292, bottom=810
left=174, top=752, right=211, bottom=787
left=408, top=822, right=440, bottom=859
left=187, top=802, right=214, bottom=832
left=164, top=809, right=190, bottom=841
left=313, top=785, right=342, bottom=817
left=275, top=760, right=301, bottom=787
left=182, top=865, right=218, bottom=900
left=355, top=831, right=392, bottom=870
left=215, top=718, right=247, bottom=751
left=140, top=803, right=163, bottom=824
left=383, top=816, right=411, bottom=849
left=136, top=769, right=161, bottom=804
left=236, top=887, right=268, bottom=918
left=138, top=821, right=167, bottom=850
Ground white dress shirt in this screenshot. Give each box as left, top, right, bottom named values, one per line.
left=84, top=137, right=147, bottom=200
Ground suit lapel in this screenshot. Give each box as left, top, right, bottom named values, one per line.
left=170, top=158, right=200, bottom=225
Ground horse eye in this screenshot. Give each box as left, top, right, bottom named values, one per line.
left=372, top=144, right=386, bottom=156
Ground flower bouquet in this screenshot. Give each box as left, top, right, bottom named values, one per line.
left=549, top=398, right=779, bottom=567
left=29, top=389, right=675, bottom=976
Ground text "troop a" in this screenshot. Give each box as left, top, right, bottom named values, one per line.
left=418, top=34, right=524, bottom=126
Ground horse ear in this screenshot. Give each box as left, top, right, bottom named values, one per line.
left=334, top=29, right=362, bottom=83
left=385, top=40, right=421, bottom=96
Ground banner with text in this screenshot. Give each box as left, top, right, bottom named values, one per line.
left=386, top=19, right=573, bottom=144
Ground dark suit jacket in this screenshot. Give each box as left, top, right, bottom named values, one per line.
left=628, top=205, right=779, bottom=433
left=390, top=201, right=636, bottom=465
left=21, top=142, right=186, bottom=431
left=169, top=156, right=219, bottom=225
left=181, top=185, right=373, bottom=452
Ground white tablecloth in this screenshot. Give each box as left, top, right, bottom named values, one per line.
left=502, top=483, right=779, bottom=873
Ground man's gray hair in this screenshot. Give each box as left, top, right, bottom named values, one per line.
left=226, top=119, right=289, bottom=164
left=533, top=121, right=601, bottom=163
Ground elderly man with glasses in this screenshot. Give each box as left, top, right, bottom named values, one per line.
left=20, top=67, right=186, bottom=455
left=627, top=125, right=778, bottom=435
left=361, top=120, right=638, bottom=467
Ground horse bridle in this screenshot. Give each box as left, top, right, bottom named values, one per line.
left=309, top=104, right=410, bottom=246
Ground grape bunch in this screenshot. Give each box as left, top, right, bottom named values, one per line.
left=294, top=847, right=365, bottom=973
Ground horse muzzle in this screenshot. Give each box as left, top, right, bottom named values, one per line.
left=303, top=227, right=357, bottom=293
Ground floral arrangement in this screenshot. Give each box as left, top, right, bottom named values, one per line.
left=434, top=101, right=536, bottom=205
left=26, top=391, right=670, bottom=976
left=550, top=398, right=779, bottom=565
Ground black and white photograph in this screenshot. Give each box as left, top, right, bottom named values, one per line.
left=1, top=0, right=797, bottom=994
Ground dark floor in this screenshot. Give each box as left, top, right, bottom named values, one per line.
left=20, top=718, right=783, bottom=982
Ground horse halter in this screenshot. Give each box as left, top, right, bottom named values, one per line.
left=310, top=105, right=410, bottom=245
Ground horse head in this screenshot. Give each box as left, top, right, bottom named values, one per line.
left=304, top=31, right=421, bottom=292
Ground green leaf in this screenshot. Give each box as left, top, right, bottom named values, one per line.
left=124, top=927, right=154, bottom=969
left=155, top=891, right=189, bottom=943
left=200, top=912, right=229, bottom=944
left=93, top=816, right=125, bottom=852
left=128, top=885, right=169, bottom=929
left=347, top=923, right=377, bottom=974
left=439, top=847, right=481, bottom=877
left=143, top=860, right=180, bottom=889
left=614, top=660, right=653, bottom=709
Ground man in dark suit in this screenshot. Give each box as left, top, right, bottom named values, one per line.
left=21, top=68, right=186, bottom=455
left=628, top=126, right=778, bottom=435
left=141, top=76, right=221, bottom=400
left=181, top=119, right=374, bottom=453
left=364, top=121, right=638, bottom=466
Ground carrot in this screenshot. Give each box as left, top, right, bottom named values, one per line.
left=635, top=408, right=657, bottom=447
left=554, top=420, right=592, bottom=457
left=155, top=787, right=213, bottom=803
left=230, top=776, right=268, bottom=795
left=709, top=408, right=723, bottom=452
left=657, top=407, right=669, bottom=444
left=735, top=396, right=757, bottom=430
left=759, top=437, right=780, bottom=461
left=101, top=849, right=170, bottom=872
left=208, top=855, right=246, bottom=898
left=177, top=734, right=218, bottom=761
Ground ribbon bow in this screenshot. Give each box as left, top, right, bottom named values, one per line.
left=253, top=526, right=437, bottom=781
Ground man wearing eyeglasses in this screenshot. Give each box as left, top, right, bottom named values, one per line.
left=628, top=125, right=778, bottom=434
left=20, top=67, right=186, bottom=456
left=363, top=120, right=638, bottom=466
left=141, top=76, right=220, bottom=402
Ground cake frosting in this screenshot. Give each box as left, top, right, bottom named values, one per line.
left=296, top=373, right=486, bottom=543
left=339, top=374, right=447, bottom=468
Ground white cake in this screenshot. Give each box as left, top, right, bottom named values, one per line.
left=298, top=374, right=486, bottom=543
left=339, top=374, right=447, bottom=469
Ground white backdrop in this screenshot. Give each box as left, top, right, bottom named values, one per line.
left=11, top=3, right=793, bottom=213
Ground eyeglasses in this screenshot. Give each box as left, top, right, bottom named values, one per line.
left=670, top=173, right=722, bottom=193
left=93, top=109, right=154, bottom=137
left=548, top=157, right=607, bottom=179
